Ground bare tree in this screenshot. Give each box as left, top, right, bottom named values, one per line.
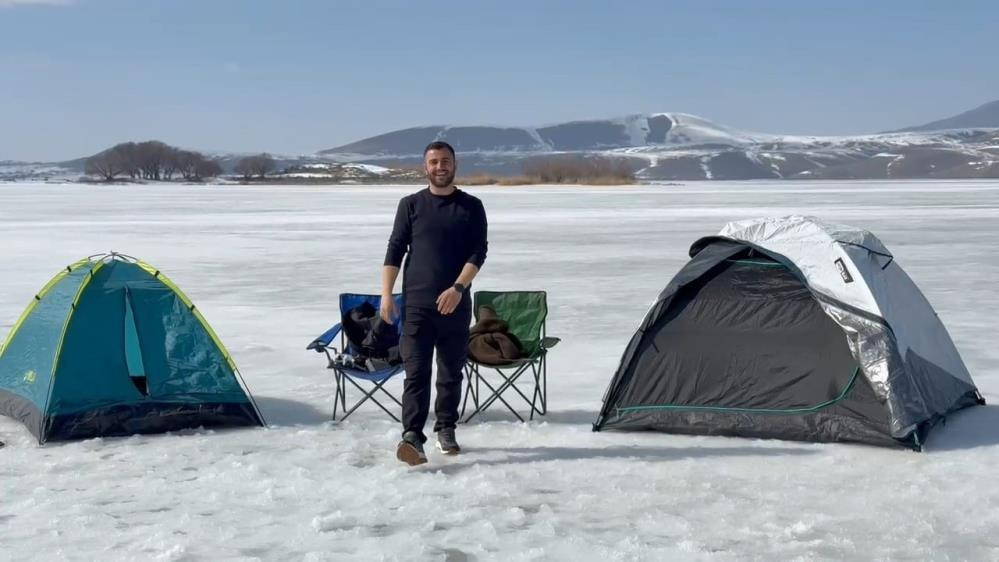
left=176, top=150, right=222, bottom=181
left=115, top=142, right=141, bottom=179
left=177, top=150, right=201, bottom=180
left=235, top=153, right=276, bottom=180
left=195, top=158, right=223, bottom=180
left=135, top=140, right=171, bottom=180
left=234, top=157, right=255, bottom=180
left=85, top=145, right=129, bottom=181
left=161, top=146, right=182, bottom=180
left=250, top=153, right=276, bottom=179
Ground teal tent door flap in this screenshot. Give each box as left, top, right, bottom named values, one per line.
left=124, top=288, right=149, bottom=396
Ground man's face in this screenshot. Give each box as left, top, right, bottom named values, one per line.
left=424, top=148, right=456, bottom=188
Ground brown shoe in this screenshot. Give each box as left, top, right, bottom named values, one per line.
left=396, top=432, right=428, bottom=466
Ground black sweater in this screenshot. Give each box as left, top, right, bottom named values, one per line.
left=384, top=188, right=488, bottom=309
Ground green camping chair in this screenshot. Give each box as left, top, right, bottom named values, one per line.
left=460, top=290, right=559, bottom=423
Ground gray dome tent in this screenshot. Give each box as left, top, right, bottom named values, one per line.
left=594, top=216, right=982, bottom=450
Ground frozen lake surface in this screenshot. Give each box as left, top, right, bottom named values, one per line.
left=1, top=180, right=998, bottom=560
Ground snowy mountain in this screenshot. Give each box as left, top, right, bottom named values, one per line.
left=317, top=113, right=999, bottom=181
left=318, top=113, right=777, bottom=157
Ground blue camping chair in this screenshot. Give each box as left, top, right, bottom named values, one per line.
left=307, top=293, right=405, bottom=421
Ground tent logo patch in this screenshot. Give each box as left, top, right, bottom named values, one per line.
left=834, top=258, right=854, bottom=283
left=23, top=370, right=36, bottom=384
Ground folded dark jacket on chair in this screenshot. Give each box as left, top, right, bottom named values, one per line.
left=468, top=306, right=524, bottom=365
left=342, top=302, right=402, bottom=370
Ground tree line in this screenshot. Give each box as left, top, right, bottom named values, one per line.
left=85, top=141, right=222, bottom=181
left=85, top=141, right=278, bottom=182
left=232, top=153, right=276, bottom=180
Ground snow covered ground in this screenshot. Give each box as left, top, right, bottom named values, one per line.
left=1, top=180, right=998, bottom=561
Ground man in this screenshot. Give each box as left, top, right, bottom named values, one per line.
left=382, top=141, right=488, bottom=466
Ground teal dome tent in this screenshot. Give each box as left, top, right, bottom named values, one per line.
left=0, top=253, right=264, bottom=443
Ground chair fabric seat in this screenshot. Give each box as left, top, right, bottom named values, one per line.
left=466, top=355, right=539, bottom=369
left=335, top=365, right=402, bottom=383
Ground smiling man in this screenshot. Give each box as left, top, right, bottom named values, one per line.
left=381, top=141, right=488, bottom=466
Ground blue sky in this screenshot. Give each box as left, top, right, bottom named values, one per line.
left=1, top=0, right=997, bottom=161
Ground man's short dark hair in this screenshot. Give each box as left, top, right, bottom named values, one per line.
left=424, top=141, right=456, bottom=159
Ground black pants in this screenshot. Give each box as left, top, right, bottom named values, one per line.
left=400, top=302, right=472, bottom=442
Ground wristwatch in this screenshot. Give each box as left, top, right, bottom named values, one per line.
left=453, top=282, right=466, bottom=293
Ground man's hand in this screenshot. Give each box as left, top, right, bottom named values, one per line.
left=380, top=297, right=397, bottom=323
left=436, top=287, right=463, bottom=315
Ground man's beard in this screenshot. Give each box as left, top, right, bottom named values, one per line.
left=427, top=169, right=455, bottom=188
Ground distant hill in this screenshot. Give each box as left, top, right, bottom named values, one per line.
left=318, top=113, right=772, bottom=157
left=316, top=112, right=999, bottom=181
left=890, top=99, right=999, bottom=133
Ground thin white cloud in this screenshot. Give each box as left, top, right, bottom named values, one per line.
left=0, top=0, right=75, bottom=6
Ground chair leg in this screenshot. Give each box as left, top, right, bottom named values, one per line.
left=462, top=364, right=493, bottom=422
left=340, top=376, right=401, bottom=423
left=475, top=366, right=481, bottom=413
left=378, top=384, right=404, bottom=407
left=461, top=363, right=492, bottom=423
left=460, top=363, right=478, bottom=419
left=341, top=374, right=348, bottom=413
left=530, top=363, right=540, bottom=421
left=496, top=365, right=537, bottom=413
left=460, top=364, right=477, bottom=422
left=540, top=354, right=548, bottom=415
left=530, top=358, right=547, bottom=419
left=332, top=372, right=338, bottom=420
left=330, top=368, right=403, bottom=423
left=466, top=364, right=532, bottom=423
left=465, top=358, right=550, bottom=423
left=332, top=371, right=345, bottom=420
left=465, top=373, right=525, bottom=423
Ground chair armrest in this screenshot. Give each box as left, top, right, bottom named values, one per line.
left=307, top=323, right=342, bottom=352
left=541, top=336, right=560, bottom=349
